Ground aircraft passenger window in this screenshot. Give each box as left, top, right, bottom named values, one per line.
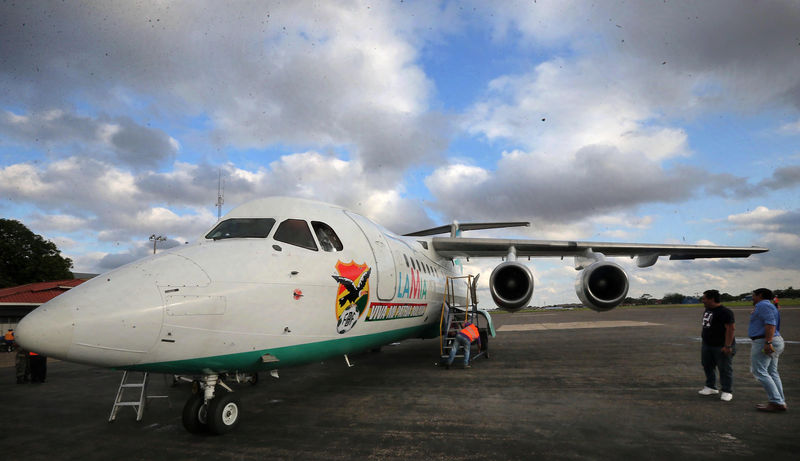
left=274, top=219, right=318, bottom=251
left=403, top=254, right=409, bottom=267
left=311, top=221, right=343, bottom=252
left=205, top=218, right=276, bottom=240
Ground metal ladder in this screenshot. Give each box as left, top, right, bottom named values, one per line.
left=440, top=275, right=478, bottom=361
left=108, top=371, right=168, bottom=422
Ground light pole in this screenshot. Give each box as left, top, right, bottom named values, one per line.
left=149, top=234, right=166, bottom=254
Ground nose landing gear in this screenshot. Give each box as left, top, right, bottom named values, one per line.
left=181, top=374, right=241, bottom=435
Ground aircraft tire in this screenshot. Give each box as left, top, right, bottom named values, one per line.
left=182, top=394, right=208, bottom=434
left=207, top=392, right=241, bottom=435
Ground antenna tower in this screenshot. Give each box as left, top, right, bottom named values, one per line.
left=216, top=169, right=225, bottom=220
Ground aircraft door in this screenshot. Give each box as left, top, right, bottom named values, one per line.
left=345, top=211, right=396, bottom=300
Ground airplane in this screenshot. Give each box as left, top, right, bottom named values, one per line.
left=15, top=197, right=767, bottom=434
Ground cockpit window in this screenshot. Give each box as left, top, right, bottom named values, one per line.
left=311, top=221, right=344, bottom=252
left=205, top=218, right=276, bottom=240
left=274, top=219, right=318, bottom=251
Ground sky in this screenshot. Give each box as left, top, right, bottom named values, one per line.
left=1, top=0, right=799, bottom=305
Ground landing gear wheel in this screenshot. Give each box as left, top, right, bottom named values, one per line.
left=207, top=391, right=241, bottom=434
left=182, top=394, right=208, bottom=434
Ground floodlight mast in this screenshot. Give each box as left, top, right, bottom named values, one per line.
left=149, top=234, right=166, bottom=254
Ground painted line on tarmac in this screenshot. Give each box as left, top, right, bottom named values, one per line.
left=498, top=321, right=662, bottom=332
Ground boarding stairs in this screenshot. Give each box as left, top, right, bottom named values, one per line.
left=440, top=275, right=488, bottom=364
left=108, top=371, right=169, bottom=422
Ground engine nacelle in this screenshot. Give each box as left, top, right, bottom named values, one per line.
left=490, top=261, right=534, bottom=312
left=575, top=261, right=629, bottom=312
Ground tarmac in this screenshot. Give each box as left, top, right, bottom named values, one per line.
left=0, top=304, right=797, bottom=461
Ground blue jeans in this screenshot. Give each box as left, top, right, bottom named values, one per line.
left=702, top=344, right=734, bottom=393
left=750, top=337, right=785, bottom=405
left=446, top=335, right=470, bottom=366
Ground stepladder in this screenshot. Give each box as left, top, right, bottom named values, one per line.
left=108, top=371, right=168, bottom=422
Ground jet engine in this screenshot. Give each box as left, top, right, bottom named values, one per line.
left=489, top=261, right=534, bottom=312
left=575, top=261, right=629, bottom=312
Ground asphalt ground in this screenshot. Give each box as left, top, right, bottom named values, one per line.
left=1, top=305, right=798, bottom=461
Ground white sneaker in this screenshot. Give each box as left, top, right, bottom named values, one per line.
left=698, top=386, right=720, bottom=395
left=720, top=392, right=733, bottom=402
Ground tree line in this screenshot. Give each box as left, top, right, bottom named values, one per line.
left=624, top=287, right=800, bottom=305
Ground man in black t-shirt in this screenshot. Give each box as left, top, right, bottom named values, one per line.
left=698, top=289, right=736, bottom=401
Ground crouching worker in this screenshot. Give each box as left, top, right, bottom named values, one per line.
left=446, top=322, right=481, bottom=369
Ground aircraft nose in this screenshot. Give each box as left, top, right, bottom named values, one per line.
left=16, top=302, right=75, bottom=359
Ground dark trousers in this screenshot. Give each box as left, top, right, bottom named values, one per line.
left=30, top=355, right=47, bottom=383
left=702, top=344, right=733, bottom=393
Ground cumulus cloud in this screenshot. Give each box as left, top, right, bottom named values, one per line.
left=0, top=0, right=448, bottom=177
left=0, top=151, right=433, bottom=254
left=449, top=0, right=800, bottom=229
left=725, top=207, right=800, bottom=270
left=426, top=145, right=699, bottom=224
left=0, top=156, right=141, bottom=216
left=473, top=0, right=800, bottom=111
left=759, top=166, right=800, bottom=191
left=727, top=206, right=786, bottom=231
left=463, top=58, right=692, bottom=161
left=0, top=110, right=178, bottom=169
left=28, top=213, right=89, bottom=233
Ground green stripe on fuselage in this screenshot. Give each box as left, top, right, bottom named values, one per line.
left=124, top=324, right=435, bottom=374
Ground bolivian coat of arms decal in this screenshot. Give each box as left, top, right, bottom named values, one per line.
left=331, top=260, right=371, bottom=334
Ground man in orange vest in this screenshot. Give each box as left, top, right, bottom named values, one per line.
left=445, top=322, right=481, bottom=369
left=3, top=329, right=13, bottom=351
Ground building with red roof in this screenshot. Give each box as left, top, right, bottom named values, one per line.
left=1, top=278, right=90, bottom=332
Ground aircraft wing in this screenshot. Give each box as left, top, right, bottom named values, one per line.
left=431, top=237, right=768, bottom=260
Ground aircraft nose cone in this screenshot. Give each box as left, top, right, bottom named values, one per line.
left=16, top=302, right=75, bottom=359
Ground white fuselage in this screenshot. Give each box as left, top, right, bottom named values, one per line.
left=16, top=198, right=466, bottom=374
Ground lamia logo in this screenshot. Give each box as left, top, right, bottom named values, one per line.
left=331, top=261, right=371, bottom=334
